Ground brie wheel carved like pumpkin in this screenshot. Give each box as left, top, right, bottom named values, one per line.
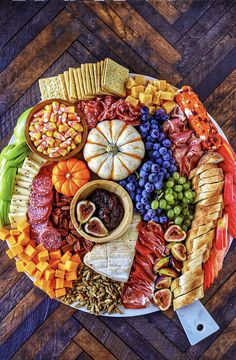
left=83, top=120, right=145, bottom=180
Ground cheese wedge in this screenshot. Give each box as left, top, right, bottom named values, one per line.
left=9, top=213, right=27, bottom=228
left=84, top=214, right=141, bottom=282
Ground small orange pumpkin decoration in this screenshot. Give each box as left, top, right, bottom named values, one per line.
left=52, top=158, right=90, bottom=196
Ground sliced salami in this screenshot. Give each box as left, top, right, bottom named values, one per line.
left=28, top=204, right=51, bottom=224
left=29, top=191, right=53, bottom=208
left=39, top=226, right=61, bottom=250
left=30, top=221, right=50, bottom=243
left=32, top=173, right=52, bottom=195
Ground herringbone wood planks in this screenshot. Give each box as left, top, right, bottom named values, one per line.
left=0, top=1, right=235, bottom=359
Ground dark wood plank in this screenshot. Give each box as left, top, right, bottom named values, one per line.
left=183, top=25, right=236, bottom=89
left=222, top=115, right=236, bottom=141
left=73, top=328, right=117, bottom=360
left=210, top=91, right=235, bottom=127
left=0, top=298, right=59, bottom=360
left=0, top=1, right=30, bottom=30
left=59, top=341, right=83, bottom=360
left=0, top=0, right=65, bottom=72
left=0, top=9, right=81, bottom=117
left=77, top=351, right=93, bottom=360
left=173, top=0, right=194, bottom=14
left=74, top=311, right=140, bottom=360
left=176, top=3, right=236, bottom=76
left=148, top=0, right=181, bottom=25
left=126, top=0, right=181, bottom=43
left=67, top=2, right=163, bottom=79
left=0, top=263, right=23, bottom=300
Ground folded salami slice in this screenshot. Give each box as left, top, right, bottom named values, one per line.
left=39, top=226, right=61, bottom=250
left=28, top=204, right=51, bottom=224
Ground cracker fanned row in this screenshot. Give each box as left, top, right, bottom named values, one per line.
left=38, top=58, right=129, bottom=101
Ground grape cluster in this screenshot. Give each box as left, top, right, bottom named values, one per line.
left=119, top=107, right=177, bottom=223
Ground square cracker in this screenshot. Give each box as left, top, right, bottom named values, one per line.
left=58, top=74, right=69, bottom=100
left=102, top=58, right=129, bottom=97
left=96, top=61, right=112, bottom=96
left=69, top=67, right=78, bottom=101
left=39, top=76, right=63, bottom=100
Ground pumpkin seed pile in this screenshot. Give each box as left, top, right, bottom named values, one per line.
left=61, top=264, right=123, bottom=315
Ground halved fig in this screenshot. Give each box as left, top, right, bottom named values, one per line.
left=159, top=268, right=178, bottom=278
left=169, top=256, right=183, bottom=272
left=153, top=257, right=169, bottom=274
left=155, top=276, right=172, bottom=289
left=84, top=217, right=108, bottom=237
left=153, top=288, right=172, bottom=311
left=171, top=243, right=187, bottom=261
left=76, top=200, right=96, bottom=225
left=164, top=225, right=186, bottom=242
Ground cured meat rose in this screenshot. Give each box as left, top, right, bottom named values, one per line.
left=29, top=191, right=53, bottom=208
left=28, top=204, right=52, bottom=224
left=39, top=226, right=61, bottom=250
left=78, top=96, right=140, bottom=128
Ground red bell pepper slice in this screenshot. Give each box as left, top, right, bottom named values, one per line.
left=215, top=213, right=228, bottom=250
left=224, top=173, right=234, bottom=206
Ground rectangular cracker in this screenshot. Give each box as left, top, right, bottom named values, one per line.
left=64, top=71, right=70, bottom=98
left=88, top=63, right=96, bottom=95
left=77, top=68, right=93, bottom=100
left=81, top=64, right=88, bottom=95
left=39, top=76, right=64, bottom=100
left=69, top=67, right=77, bottom=101
left=97, top=60, right=112, bottom=96
left=73, top=68, right=82, bottom=100
left=85, top=63, right=93, bottom=95
left=102, top=58, right=129, bottom=97
left=58, top=74, right=69, bottom=100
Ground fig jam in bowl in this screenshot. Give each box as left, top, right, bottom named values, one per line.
left=70, top=180, right=133, bottom=243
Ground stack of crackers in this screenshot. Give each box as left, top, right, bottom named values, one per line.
left=39, top=58, right=129, bottom=102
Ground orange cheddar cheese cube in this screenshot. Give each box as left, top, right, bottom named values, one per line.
left=17, top=233, right=30, bottom=246
left=55, top=288, right=66, bottom=298
left=49, top=249, right=61, bottom=259
left=50, top=278, right=56, bottom=289
left=9, top=229, right=20, bottom=236
left=36, top=244, right=45, bottom=252
left=64, top=280, right=73, bottom=288
left=70, top=254, right=82, bottom=264
left=55, top=278, right=64, bottom=289
left=66, top=271, right=77, bottom=281
left=41, top=280, right=51, bottom=291
left=15, top=260, right=25, bottom=272
left=32, top=254, right=39, bottom=264
left=0, top=227, right=10, bottom=240
left=7, top=235, right=16, bottom=246
left=24, top=261, right=37, bottom=276
left=25, top=244, right=37, bottom=258
left=46, top=288, right=56, bottom=299
left=6, top=248, right=14, bottom=259
left=64, top=260, right=79, bottom=272
left=11, top=244, right=24, bottom=256
left=44, top=268, right=55, bottom=281
left=60, top=251, right=72, bottom=264
left=36, top=261, right=50, bottom=273
left=48, top=259, right=60, bottom=269
left=57, top=262, right=65, bottom=271
left=38, top=250, right=49, bottom=262
left=55, top=269, right=65, bottom=279
left=17, top=221, right=30, bottom=233
left=34, top=279, right=44, bottom=288
left=18, top=252, right=31, bottom=263
left=34, top=270, right=43, bottom=280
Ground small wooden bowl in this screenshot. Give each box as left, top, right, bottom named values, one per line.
left=70, top=180, right=133, bottom=243
left=25, top=99, right=88, bottom=161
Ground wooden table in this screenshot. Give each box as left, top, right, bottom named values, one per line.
left=0, top=1, right=235, bottom=359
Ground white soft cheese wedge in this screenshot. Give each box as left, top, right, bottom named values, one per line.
left=84, top=213, right=141, bottom=282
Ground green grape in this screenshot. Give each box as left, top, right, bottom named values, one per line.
left=173, top=172, right=180, bottom=181
left=159, top=199, right=167, bottom=209
left=177, top=192, right=183, bottom=200
left=174, top=206, right=181, bottom=215
left=151, top=200, right=159, bottom=210
left=185, top=190, right=193, bottom=200
left=165, top=194, right=174, bottom=202
left=166, top=180, right=174, bottom=188
left=174, top=216, right=183, bottom=226
left=165, top=188, right=173, bottom=194
left=182, top=225, right=188, bottom=232
left=174, top=184, right=183, bottom=192
left=183, top=182, right=191, bottom=190
left=178, top=176, right=187, bottom=185
left=173, top=191, right=178, bottom=199
left=184, top=219, right=191, bottom=227
left=166, top=204, right=171, bottom=210
left=167, top=209, right=175, bottom=219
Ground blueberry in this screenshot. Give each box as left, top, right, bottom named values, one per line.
left=139, top=179, right=145, bottom=187
left=129, top=192, right=135, bottom=200
left=128, top=174, right=137, bottom=182
left=150, top=118, right=157, bottom=125
left=119, top=180, right=126, bottom=187
left=151, top=164, right=160, bottom=173
left=145, top=182, right=154, bottom=193
left=168, top=164, right=177, bottom=173
left=142, top=189, right=149, bottom=198
left=135, top=194, right=142, bottom=202
left=153, top=143, right=160, bottom=151
left=151, top=216, right=159, bottom=223
left=149, top=173, right=159, bottom=183
left=145, top=204, right=151, bottom=210
left=143, top=213, right=151, bottom=222
left=140, top=123, right=150, bottom=133
left=145, top=142, right=153, bottom=151
left=151, top=123, right=159, bottom=130
left=152, top=151, right=160, bottom=158
left=136, top=188, right=142, bottom=194
left=140, top=114, right=148, bottom=122
left=136, top=202, right=143, bottom=210
left=146, top=160, right=153, bottom=166
left=141, top=106, right=149, bottom=115
left=150, top=129, right=160, bottom=139
left=158, top=173, right=164, bottom=181
left=163, top=153, right=170, bottom=161
left=141, top=197, right=149, bottom=205
left=163, top=160, right=170, bottom=168
left=162, top=168, right=167, bottom=174
left=159, top=133, right=165, bottom=141
left=126, top=183, right=135, bottom=192
left=159, top=215, right=167, bottom=224
left=154, top=181, right=162, bottom=190
left=156, top=158, right=163, bottom=165
left=140, top=170, right=149, bottom=180
left=164, top=172, right=171, bottom=179
left=156, top=208, right=162, bottom=214
left=147, top=209, right=155, bottom=218
left=159, top=147, right=167, bottom=156
left=146, top=135, right=153, bottom=142
left=142, top=163, right=151, bottom=172
left=162, top=139, right=171, bottom=147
